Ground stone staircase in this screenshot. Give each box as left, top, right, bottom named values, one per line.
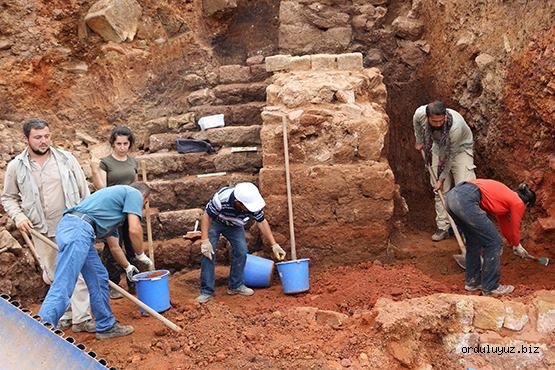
left=136, top=60, right=269, bottom=246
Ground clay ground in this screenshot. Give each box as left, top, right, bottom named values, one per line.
left=31, top=229, right=553, bottom=369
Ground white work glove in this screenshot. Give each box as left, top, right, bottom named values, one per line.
left=135, top=252, right=154, bottom=270
left=125, top=264, right=140, bottom=281
left=271, top=244, right=286, bottom=261
left=200, top=239, right=214, bottom=260
left=512, top=243, right=529, bottom=259
left=42, top=269, right=52, bottom=285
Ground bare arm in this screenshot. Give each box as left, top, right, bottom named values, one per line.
left=90, top=159, right=107, bottom=190
left=257, top=219, right=277, bottom=246
left=127, top=213, right=145, bottom=255
left=105, top=236, right=131, bottom=268
left=200, top=211, right=212, bottom=240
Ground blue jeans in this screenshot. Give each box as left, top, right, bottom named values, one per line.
left=38, top=215, right=116, bottom=332
left=200, top=220, right=248, bottom=295
left=445, top=182, right=502, bottom=292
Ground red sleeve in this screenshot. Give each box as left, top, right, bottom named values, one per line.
left=497, top=203, right=525, bottom=246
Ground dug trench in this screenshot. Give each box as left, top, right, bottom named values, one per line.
left=1, top=0, right=554, bottom=368
left=27, top=232, right=554, bottom=369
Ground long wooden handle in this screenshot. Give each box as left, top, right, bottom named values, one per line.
left=21, top=232, right=42, bottom=268
left=29, top=229, right=182, bottom=332
left=282, top=117, right=297, bottom=260
left=420, top=150, right=466, bottom=255
left=141, top=162, right=155, bottom=267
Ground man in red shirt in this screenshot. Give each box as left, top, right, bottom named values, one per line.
left=445, top=179, right=536, bottom=296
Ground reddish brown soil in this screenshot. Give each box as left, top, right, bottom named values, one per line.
left=32, top=230, right=551, bottom=369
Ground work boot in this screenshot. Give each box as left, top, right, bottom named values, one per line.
left=96, top=323, right=134, bottom=340
left=483, top=285, right=514, bottom=297
left=227, top=285, right=254, bottom=296
left=431, top=228, right=450, bottom=241
left=195, top=293, right=214, bottom=304
left=72, top=319, right=96, bottom=333
left=56, top=319, right=72, bottom=331
left=109, top=286, right=124, bottom=300
left=464, top=284, right=482, bottom=292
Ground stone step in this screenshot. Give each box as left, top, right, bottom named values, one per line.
left=217, top=64, right=270, bottom=84
left=137, top=147, right=262, bottom=179
left=152, top=208, right=204, bottom=240
left=189, top=102, right=264, bottom=126
left=149, top=172, right=258, bottom=211
left=212, top=82, right=267, bottom=105
left=148, top=126, right=261, bottom=152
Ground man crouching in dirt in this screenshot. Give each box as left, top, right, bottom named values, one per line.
left=445, top=179, right=536, bottom=296
left=38, top=182, right=154, bottom=339
left=196, top=182, right=286, bottom=304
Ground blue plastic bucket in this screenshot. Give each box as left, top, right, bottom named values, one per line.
left=244, top=254, right=274, bottom=288
left=134, top=269, right=171, bottom=313
left=276, top=258, right=310, bottom=294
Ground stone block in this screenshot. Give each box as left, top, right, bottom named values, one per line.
left=190, top=102, right=264, bottom=126
left=443, top=332, right=480, bottom=354
left=534, top=292, right=555, bottom=333
left=279, top=24, right=351, bottom=54
left=392, top=16, right=424, bottom=40
left=249, top=64, right=270, bottom=81
left=212, top=82, right=267, bottom=104
left=85, top=0, right=142, bottom=43
left=471, top=296, right=505, bottom=331
left=311, top=54, right=337, bottom=70
left=454, top=298, right=474, bottom=327
left=0, top=229, right=22, bottom=251
left=153, top=209, right=204, bottom=239
left=218, top=65, right=252, bottom=83
left=503, top=301, right=529, bottom=331
left=279, top=1, right=304, bottom=24
left=246, top=55, right=265, bottom=65
left=202, top=0, right=237, bottom=17
left=337, top=53, right=363, bottom=70
left=187, top=88, right=216, bottom=106
left=265, top=55, right=292, bottom=72
left=288, top=56, right=311, bottom=71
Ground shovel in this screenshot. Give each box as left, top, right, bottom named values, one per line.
left=420, top=150, right=467, bottom=269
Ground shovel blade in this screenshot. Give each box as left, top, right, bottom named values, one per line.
left=454, top=254, right=466, bottom=270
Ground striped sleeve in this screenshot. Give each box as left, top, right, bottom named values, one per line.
left=252, top=209, right=265, bottom=222
left=205, top=191, right=223, bottom=218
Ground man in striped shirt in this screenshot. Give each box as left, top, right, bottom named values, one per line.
left=196, top=182, right=286, bottom=304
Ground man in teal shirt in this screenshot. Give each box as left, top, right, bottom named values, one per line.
left=38, top=183, right=153, bottom=340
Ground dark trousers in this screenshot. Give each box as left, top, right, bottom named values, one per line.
left=445, top=182, right=502, bottom=292
left=101, top=219, right=137, bottom=292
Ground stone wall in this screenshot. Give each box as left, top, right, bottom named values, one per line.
left=371, top=291, right=555, bottom=368
left=260, top=53, right=396, bottom=264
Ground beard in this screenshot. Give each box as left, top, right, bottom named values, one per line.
left=30, top=146, right=50, bottom=156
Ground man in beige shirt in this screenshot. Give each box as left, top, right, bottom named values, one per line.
left=1, top=118, right=94, bottom=332
left=413, top=101, right=477, bottom=241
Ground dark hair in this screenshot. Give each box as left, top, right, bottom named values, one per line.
left=130, top=181, right=152, bottom=197
left=23, top=118, right=49, bottom=137
left=109, top=126, right=134, bottom=148
left=516, top=183, right=536, bottom=207
left=425, top=101, right=447, bottom=116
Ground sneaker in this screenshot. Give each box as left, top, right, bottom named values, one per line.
left=57, top=319, right=72, bottom=331
left=483, top=285, right=514, bottom=296
left=95, top=322, right=134, bottom=340
left=464, top=284, right=482, bottom=292
left=72, top=319, right=96, bottom=333
left=227, top=285, right=254, bottom=296
left=195, top=293, right=214, bottom=304
left=432, top=228, right=450, bottom=241
left=109, top=287, right=124, bottom=300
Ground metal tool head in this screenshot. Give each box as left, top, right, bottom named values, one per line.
left=538, top=257, right=549, bottom=266
left=454, top=254, right=466, bottom=270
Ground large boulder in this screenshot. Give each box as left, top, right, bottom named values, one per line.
left=85, top=0, right=142, bottom=43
